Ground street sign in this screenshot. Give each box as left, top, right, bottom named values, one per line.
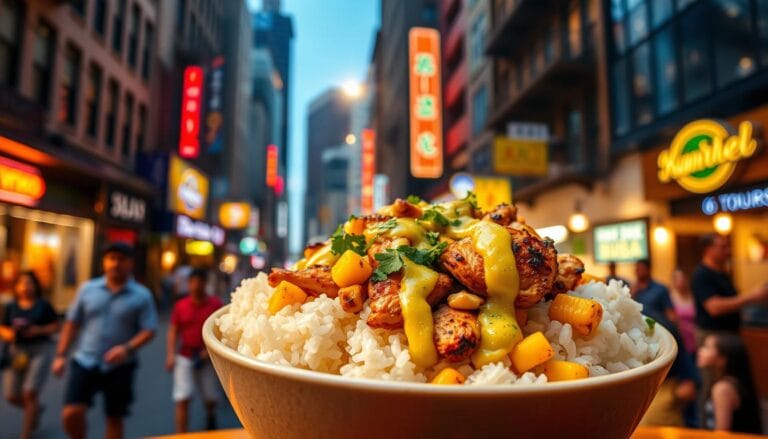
left=493, top=136, right=548, bottom=176
left=593, top=220, right=649, bottom=263
left=409, top=27, right=443, bottom=179
left=473, top=176, right=512, bottom=211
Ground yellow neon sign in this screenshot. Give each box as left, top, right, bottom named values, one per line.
left=657, top=120, right=759, bottom=193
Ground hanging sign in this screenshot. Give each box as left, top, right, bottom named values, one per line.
left=408, top=27, right=443, bottom=179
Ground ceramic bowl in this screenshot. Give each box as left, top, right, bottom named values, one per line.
left=204, top=305, right=676, bottom=439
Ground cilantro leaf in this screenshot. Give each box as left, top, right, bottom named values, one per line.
left=372, top=250, right=403, bottom=282
left=645, top=317, right=656, bottom=331
left=463, top=191, right=479, bottom=210
left=406, top=195, right=423, bottom=204
left=420, top=208, right=461, bottom=227
left=372, top=218, right=397, bottom=232
left=426, top=231, right=441, bottom=246
left=330, top=225, right=367, bottom=256
left=397, top=242, right=448, bottom=267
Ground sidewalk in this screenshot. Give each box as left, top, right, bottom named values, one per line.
left=0, top=316, right=241, bottom=439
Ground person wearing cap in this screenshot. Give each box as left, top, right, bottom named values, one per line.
left=51, top=242, right=158, bottom=439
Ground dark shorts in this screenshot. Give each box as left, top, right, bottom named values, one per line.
left=64, top=360, right=137, bottom=417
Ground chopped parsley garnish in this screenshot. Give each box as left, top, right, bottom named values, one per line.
left=371, top=242, right=448, bottom=282
left=372, top=218, right=398, bottom=232
left=645, top=317, right=656, bottom=331
left=330, top=225, right=367, bottom=256
left=425, top=231, right=441, bottom=246
left=406, top=194, right=423, bottom=204
left=420, top=207, right=461, bottom=227
left=463, top=191, right=479, bottom=210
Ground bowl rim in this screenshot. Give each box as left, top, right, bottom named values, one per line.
left=203, top=304, right=677, bottom=395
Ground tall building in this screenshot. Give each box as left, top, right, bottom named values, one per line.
left=304, top=88, right=354, bottom=242
left=441, top=0, right=469, bottom=176
left=464, top=0, right=494, bottom=176
left=374, top=0, right=440, bottom=200
left=0, top=0, right=158, bottom=310
left=252, top=5, right=293, bottom=172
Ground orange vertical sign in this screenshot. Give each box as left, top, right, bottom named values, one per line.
left=361, top=129, right=375, bottom=214
left=408, top=27, right=443, bottom=179
left=266, top=144, right=278, bottom=187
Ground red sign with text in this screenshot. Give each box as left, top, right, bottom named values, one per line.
left=361, top=129, right=375, bottom=214
left=408, top=28, right=443, bottom=179
left=266, top=144, right=278, bottom=187
left=179, top=66, right=204, bottom=159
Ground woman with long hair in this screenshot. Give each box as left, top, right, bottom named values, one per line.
left=0, top=271, right=60, bottom=439
left=697, top=333, right=763, bottom=433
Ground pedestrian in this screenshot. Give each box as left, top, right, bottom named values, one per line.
left=630, top=259, right=677, bottom=325
left=691, top=234, right=768, bottom=337
left=0, top=271, right=60, bottom=439
left=166, top=268, right=223, bottom=432
left=697, top=333, right=762, bottom=433
left=606, top=261, right=628, bottom=286
left=670, top=268, right=697, bottom=359
left=51, top=242, right=158, bottom=439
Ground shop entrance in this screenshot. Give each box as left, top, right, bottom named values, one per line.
left=675, top=234, right=703, bottom=278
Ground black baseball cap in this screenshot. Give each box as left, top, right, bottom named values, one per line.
left=102, top=241, right=135, bottom=258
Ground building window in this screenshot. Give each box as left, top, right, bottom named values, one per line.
left=712, top=0, right=755, bottom=87
left=121, top=92, right=134, bottom=157
left=105, top=79, right=118, bottom=149
left=177, top=0, right=187, bottom=36
left=627, top=0, right=648, bottom=46
left=85, top=64, right=102, bottom=138
left=0, top=0, right=24, bottom=87
left=31, top=20, right=55, bottom=108
left=421, top=2, right=437, bottom=23
left=111, top=0, right=125, bottom=54
left=611, top=0, right=627, bottom=54
left=653, top=27, right=678, bottom=115
left=71, top=0, right=86, bottom=16
left=651, top=0, right=673, bottom=28
left=681, top=3, right=711, bottom=103
left=469, top=12, right=487, bottom=72
left=93, top=0, right=107, bottom=35
left=566, top=106, right=583, bottom=162
left=631, top=42, right=653, bottom=126
left=471, top=86, right=488, bottom=136
left=141, top=22, right=153, bottom=80
left=568, top=0, right=583, bottom=57
left=59, top=43, right=82, bottom=126
left=136, top=104, right=146, bottom=153
left=127, top=3, right=140, bottom=68
left=612, top=59, right=631, bottom=136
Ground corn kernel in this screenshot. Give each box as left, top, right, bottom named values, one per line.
left=430, top=367, right=466, bottom=385
left=548, top=294, right=603, bottom=337
left=543, top=360, right=589, bottom=382
left=509, top=331, right=554, bottom=374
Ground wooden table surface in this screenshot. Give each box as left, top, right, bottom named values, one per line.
left=146, top=427, right=764, bottom=439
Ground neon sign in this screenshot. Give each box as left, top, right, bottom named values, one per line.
left=0, top=156, right=45, bottom=206
left=408, top=27, right=443, bottom=179
left=266, top=144, right=278, bottom=187
left=657, top=120, right=759, bottom=193
left=179, top=66, right=204, bottom=159
left=361, top=129, right=375, bottom=214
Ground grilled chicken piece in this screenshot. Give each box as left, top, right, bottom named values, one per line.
left=433, top=305, right=480, bottom=363
left=377, top=198, right=423, bottom=218
left=303, top=242, right=326, bottom=259
left=548, top=254, right=585, bottom=298
left=366, top=272, right=455, bottom=329
left=482, top=203, right=517, bottom=226
left=366, top=237, right=410, bottom=267
left=439, top=226, right=558, bottom=308
left=339, top=285, right=368, bottom=313
left=268, top=266, right=340, bottom=298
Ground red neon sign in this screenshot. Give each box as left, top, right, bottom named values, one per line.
left=408, top=28, right=443, bottom=178
left=0, top=155, right=46, bottom=206
left=266, top=144, right=278, bottom=187
left=361, top=129, right=375, bottom=214
left=179, top=66, right=204, bottom=159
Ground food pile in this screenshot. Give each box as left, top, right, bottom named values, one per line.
left=218, top=195, right=659, bottom=385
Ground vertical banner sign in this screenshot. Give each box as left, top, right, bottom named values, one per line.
left=361, top=129, right=376, bottom=214
left=266, top=144, right=278, bottom=187
left=408, top=27, right=443, bottom=178
left=179, top=66, right=204, bottom=159
left=204, top=56, right=225, bottom=154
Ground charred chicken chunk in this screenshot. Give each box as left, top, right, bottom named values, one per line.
left=439, top=226, right=558, bottom=308
left=377, top=198, right=423, bottom=218
left=548, top=254, right=585, bottom=298
left=432, top=305, right=480, bottom=363
left=268, top=266, right=340, bottom=298
left=366, top=272, right=454, bottom=329
left=482, top=203, right=517, bottom=226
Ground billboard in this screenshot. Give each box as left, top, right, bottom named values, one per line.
left=408, top=27, right=443, bottom=179
left=168, top=155, right=209, bottom=220
left=179, top=66, right=204, bottom=159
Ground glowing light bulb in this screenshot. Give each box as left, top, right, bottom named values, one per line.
left=713, top=213, right=733, bottom=235
left=653, top=226, right=670, bottom=245
left=568, top=213, right=589, bottom=233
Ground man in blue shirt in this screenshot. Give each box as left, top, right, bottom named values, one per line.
left=631, top=259, right=677, bottom=325
left=52, top=242, right=157, bottom=439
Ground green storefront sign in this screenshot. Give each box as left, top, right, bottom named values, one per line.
left=593, top=220, right=648, bottom=263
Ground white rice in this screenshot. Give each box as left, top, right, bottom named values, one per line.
left=217, top=276, right=659, bottom=385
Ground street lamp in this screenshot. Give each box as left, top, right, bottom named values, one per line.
left=567, top=200, right=589, bottom=233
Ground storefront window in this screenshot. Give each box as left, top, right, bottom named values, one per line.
left=653, top=27, right=678, bottom=115
left=632, top=42, right=653, bottom=126
left=681, top=3, right=711, bottom=103
left=612, top=59, right=631, bottom=135
left=0, top=205, right=94, bottom=313
left=712, top=0, right=755, bottom=87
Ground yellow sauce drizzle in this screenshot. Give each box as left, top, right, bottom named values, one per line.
left=293, top=244, right=338, bottom=270
left=469, top=222, right=522, bottom=367
left=400, top=258, right=439, bottom=367
left=370, top=218, right=430, bottom=249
